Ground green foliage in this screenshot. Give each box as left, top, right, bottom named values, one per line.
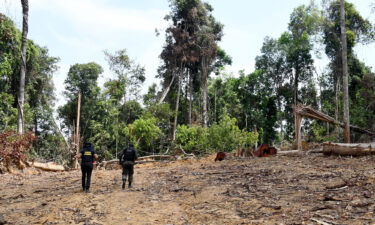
left=58, top=62, right=103, bottom=140
left=64, top=62, right=103, bottom=97
left=145, top=103, right=173, bottom=132
left=0, top=93, right=17, bottom=130
left=123, top=116, right=162, bottom=154
left=104, top=49, right=146, bottom=102
left=120, top=100, right=144, bottom=125
left=175, top=114, right=258, bottom=154
left=176, top=125, right=209, bottom=153
left=208, top=114, right=258, bottom=152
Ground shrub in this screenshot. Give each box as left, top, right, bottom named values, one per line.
left=176, top=125, right=209, bottom=154
left=176, top=114, right=259, bottom=154
left=123, top=115, right=161, bottom=153
left=208, top=114, right=258, bottom=152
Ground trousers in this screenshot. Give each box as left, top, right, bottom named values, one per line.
left=81, top=164, right=93, bottom=190
left=122, top=162, right=134, bottom=185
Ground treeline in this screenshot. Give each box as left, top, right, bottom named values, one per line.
left=0, top=14, right=67, bottom=162
left=0, top=0, right=374, bottom=164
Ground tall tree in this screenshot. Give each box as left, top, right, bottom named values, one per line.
left=340, top=0, right=350, bottom=142
left=197, top=13, right=223, bottom=127
left=58, top=62, right=103, bottom=141
left=322, top=0, right=373, bottom=140
left=17, top=0, right=29, bottom=134
left=104, top=49, right=146, bottom=102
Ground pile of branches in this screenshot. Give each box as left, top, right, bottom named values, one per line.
left=0, top=131, right=36, bottom=173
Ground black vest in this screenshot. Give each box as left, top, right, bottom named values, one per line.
left=121, top=147, right=136, bottom=162
left=81, top=149, right=95, bottom=166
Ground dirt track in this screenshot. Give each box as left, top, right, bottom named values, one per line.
left=1, top=154, right=375, bottom=225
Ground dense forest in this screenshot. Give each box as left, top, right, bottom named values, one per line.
left=1, top=0, right=375, bottom=166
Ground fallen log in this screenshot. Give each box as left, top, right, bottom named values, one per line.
left=277, top=150, right=301, bottom=155
left=29, top=161, right=65, bottom=172
left=138, top=155, right=176, bottom=161
left=98, top=159, right=120, bottom=170
left=306, top=148, right=324, bottom=154
left=99, top=155, right=177, bottom=170
left=323, top=142, right=375, bottom=156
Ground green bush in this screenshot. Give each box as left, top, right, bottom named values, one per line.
left=176, top=125, right=209, bottom=154
left=123, top=115, right=161, bottom=153
left=208, top=114, right=258, bottom=152
left=175, top=114, right=259, bottom=154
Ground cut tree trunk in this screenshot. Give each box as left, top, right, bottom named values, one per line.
left=29, top=161, right=65, bottom=172
left=323, top=142, right=375, bottom=156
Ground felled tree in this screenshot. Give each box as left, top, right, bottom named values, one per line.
left=0, top=131, right=36, bottom=172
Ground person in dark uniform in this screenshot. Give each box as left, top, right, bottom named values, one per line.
left=76, top=142, right=98, bottom=193
left=119, top=143, right=138, bottom=189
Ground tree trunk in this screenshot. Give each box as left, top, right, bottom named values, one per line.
left=295, top=111, right=303, bottom=151
left=334, top=80, right=340, bottom=135
left=214, top=89, right=217, bottom=123
left=201, top=57, right=208, bottom=128
left=17, top=0, right=29, bottom=134
left=188, top=69, right=192, bottom=127
left=340, top=0, right=350, bottom=143
left=323, top=142, right=375, bottom=156
left=172, top=68, right=183, bottom=141
left=158, top=72, right=176, bottom=104
left=294, top=68, right=299, bottom=108
left=293, top=67, right=299, bottom=143
left=72, top=92, right=81, bottom=169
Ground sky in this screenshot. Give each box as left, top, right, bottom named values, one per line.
left=1, top=0, right=375, bottom=109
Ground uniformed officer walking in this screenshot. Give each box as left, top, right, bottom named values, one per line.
left=119, top=143, right=138, bottom=189
left=76, top=142, right=98, bottom=192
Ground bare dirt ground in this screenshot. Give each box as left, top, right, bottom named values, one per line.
left=1, top=153, right=375, bottom=225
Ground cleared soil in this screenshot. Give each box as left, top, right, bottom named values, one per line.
left=1, top=153, right=375, bottom=225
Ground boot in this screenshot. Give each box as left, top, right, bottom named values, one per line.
left=128, top=181, right=132, bottom=188
left=122, top=182, right=125, bottom=189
